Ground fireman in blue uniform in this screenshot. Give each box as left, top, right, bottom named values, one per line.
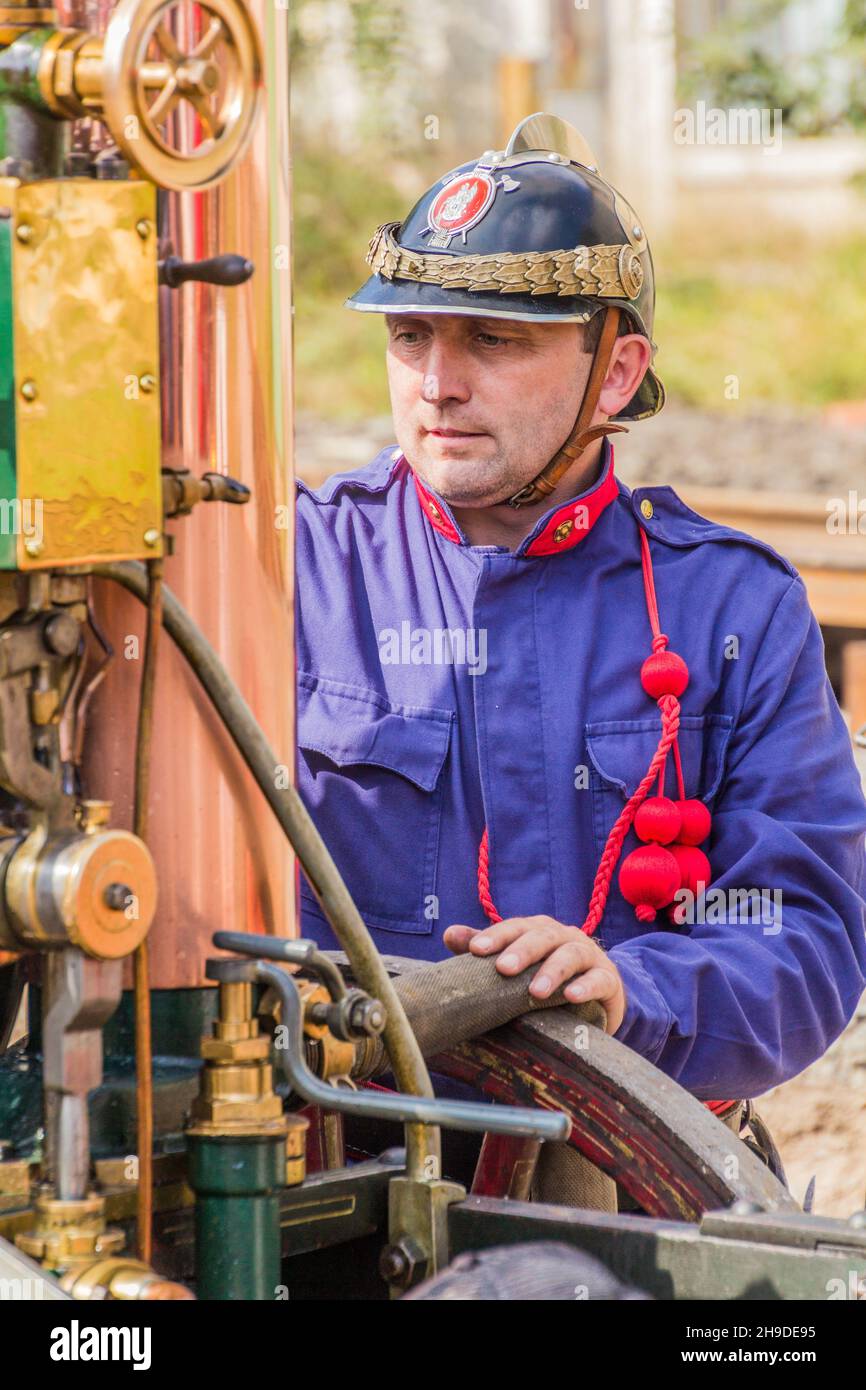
left=295, top=114, right=866, bottom=1123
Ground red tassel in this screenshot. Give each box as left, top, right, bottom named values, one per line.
left=675, top=798, right=712, bottom=846
left=640, top=650, right=689, bottom=699
left=634, top=795, right=682, bottom=845
left=670, top=843, right=711, bottom=894
left=619, top=844, right=681, bottom=922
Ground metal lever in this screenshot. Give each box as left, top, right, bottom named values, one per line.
left=162, top=470, right=250, bottom=519
left=158, top=253, right=254, bottom=288
left=212, top=932, right=569, bottom=1142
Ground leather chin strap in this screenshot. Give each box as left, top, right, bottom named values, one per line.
left=505, top=305, right=628, bottom=509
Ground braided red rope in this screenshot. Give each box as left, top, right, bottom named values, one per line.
left=477, top=826, right=501, bottom=925
left=579, top=691, right=681, bottom=936
left=473, top=520, right=734, bottom=1112
left=477, top=529, right=681, bottom=932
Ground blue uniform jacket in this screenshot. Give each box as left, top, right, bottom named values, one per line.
left=295, top=440, right=866, bottom=1100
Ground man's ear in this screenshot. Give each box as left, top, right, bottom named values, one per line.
left=596, top=334, right=653, bottom=419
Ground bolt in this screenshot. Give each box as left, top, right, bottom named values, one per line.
left=64, top=152, right=93, bottom=178
left=378, top=1236, right=426, bottom=1289
left=135, top=218, right=150, bottom=239
left=24, top=538, right=41, bottom=558
left=44, top=612, right=80, bottom=657
left=103, top=882, right=131, bottom=911
left=633, top=225, right=643, bottom=240
left=15, top=223, right=32, bottom=243
left=19, top=379, right=37, bottom=401
left=349, top=997, right=386, bottom=1037
left=143, top=528, right=160, bottom=547
left=139, top=373, right=157, bottom=393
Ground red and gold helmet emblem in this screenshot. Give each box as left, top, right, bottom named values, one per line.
left=426, top=171, right=498, bottom=249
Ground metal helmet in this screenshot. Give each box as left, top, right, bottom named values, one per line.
left=346, top=113, right=665, bottom=494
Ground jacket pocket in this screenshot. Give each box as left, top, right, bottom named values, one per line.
left=583, top=713, right=734, bottom=940
left=297, top=671, right=454, bottom=934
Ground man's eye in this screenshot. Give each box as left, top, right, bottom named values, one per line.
left=477, top=332, right=507, bottom=347
left=394, top=330, right=424, bottom=345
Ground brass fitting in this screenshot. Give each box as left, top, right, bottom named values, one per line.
left=59, top=1257, right=195, bottom=1301
left=259, top=975, right=356, bottom=1083
left=15, top=1192, right=124, bottom=1272
left=187, top=978, right=291, bottom=1139
left=0, top=1147, right=32, bottom=1210
left=0, top=0, right=58, bottom=48
left=0, top=814, right=156, bottom=960
left=298, top=979, right=357, bottom=1080
left=284, top=1117, right=308, bottom=1187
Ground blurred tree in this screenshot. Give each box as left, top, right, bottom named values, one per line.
left=678, top=0, right=865, bottom=136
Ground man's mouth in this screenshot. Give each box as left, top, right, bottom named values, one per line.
left=425, top=428, right=489, bottom=439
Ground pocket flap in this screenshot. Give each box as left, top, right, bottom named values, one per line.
left=584, top=713, right=734, bottom=803
left=298, top=673, right=453, bottom=792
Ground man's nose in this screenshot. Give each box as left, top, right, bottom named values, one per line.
left=419, top=341, right=471, bottom=406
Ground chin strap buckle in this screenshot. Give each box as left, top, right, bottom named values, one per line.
left=506, top=423, right=628, bottom=508
left=505, top=306, right=628, bottom=510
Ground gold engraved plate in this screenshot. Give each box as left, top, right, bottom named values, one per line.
left=12, top=179, right=163, bottom=568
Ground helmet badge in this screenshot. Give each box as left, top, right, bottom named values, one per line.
left=424, top=165, right=519, bottom=249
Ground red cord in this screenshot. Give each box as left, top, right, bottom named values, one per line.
left=473, top=519, right=732, bottom=1115
left=477, top=825, right=502, bottom=925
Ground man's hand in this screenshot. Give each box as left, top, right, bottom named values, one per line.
left=443, top=915, right=626, bottom=1033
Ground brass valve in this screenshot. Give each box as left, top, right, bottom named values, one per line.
left=32, top=0, right=263, bottom=191
left=188, top=965, right=303, bottom=1160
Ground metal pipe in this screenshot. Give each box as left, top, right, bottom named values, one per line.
left=255, top=959, right=567, bottom=1141
left=92, top=560, right=440, bottom=1182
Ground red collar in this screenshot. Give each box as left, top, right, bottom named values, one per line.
left=411, top=443, right=619, bottom=555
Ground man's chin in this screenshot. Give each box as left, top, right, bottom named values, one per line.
left=413, top=445, right=510, bottom=506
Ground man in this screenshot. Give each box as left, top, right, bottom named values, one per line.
left=295, top=114, right=866, bottom=1127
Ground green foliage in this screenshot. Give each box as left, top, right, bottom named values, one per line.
left=678, top=0, right=865, bottom=136
left=293, top=149, right=416, bottom=418
left=655, top=220, right=866, bottom=407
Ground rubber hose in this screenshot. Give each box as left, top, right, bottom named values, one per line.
left=352, top=951, right=606, bottom=1079
left=92, top=561, right=439, bottom=1181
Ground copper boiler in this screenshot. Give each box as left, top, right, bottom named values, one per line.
left=77, top=0, right=296, bottom=987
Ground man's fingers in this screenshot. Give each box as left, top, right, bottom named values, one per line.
left=468, top=918, right=531, bottom=956
left=443, top=924, right=479, bottom=954
left=563, top=965, right=618, bottom=1004
left=494, top=923, right=575, bottom=975
left=528, top=940, right=594, bottom=998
